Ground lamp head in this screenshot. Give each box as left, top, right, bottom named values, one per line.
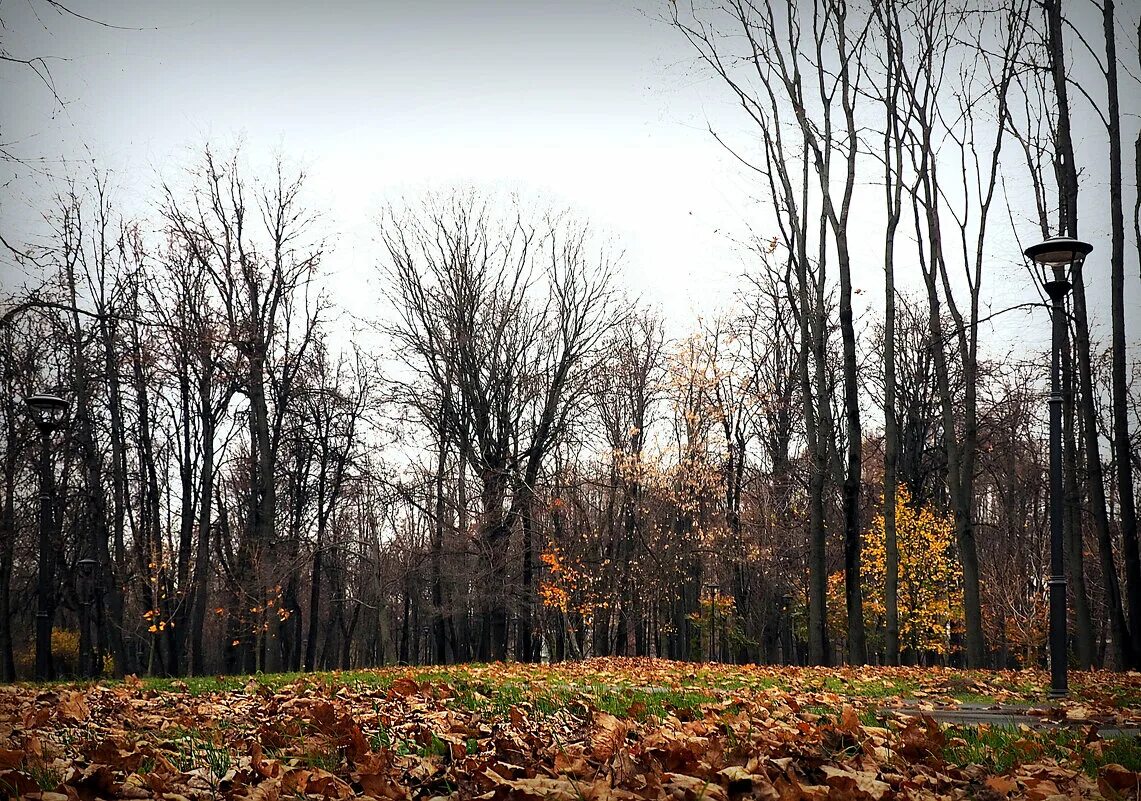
left=1023, top=235, right=1092, bottom=296
left=24, top=394, right=69, bottom=432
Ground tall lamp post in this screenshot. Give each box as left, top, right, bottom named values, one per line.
left=25, top=393, right=69, bottom=681
left=1023, top=236, right=1092, bottom=699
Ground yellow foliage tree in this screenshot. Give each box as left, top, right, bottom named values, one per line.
left=830, top=486, right=962, bottom=655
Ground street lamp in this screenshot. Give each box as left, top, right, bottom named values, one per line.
left=1023, top=236, right=1092, bottom=699
left=25, top=393, right=69, bottom=681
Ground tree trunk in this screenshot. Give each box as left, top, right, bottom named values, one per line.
left=1102, top=0, right=1141, bottom=669
left=189, top=383, right=215, bottom=676
left=1064, top=337, right=1095, bottom=668
left=880, top=8, right=903, bottom=666
left=519, top=490, right=535, bottom=663
left=1072, top=267, right=1131, bottom=668
left=433, top=427, right=448, bottom=664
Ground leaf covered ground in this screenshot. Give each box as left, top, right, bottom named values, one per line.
left=2, top=658, right=1139, bottom=800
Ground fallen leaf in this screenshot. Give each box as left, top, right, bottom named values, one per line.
left=589, top=711, right=629, bottom=761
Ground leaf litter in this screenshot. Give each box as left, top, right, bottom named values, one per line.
left=1, top=658, right=1138, bottom=800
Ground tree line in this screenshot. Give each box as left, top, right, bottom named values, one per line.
left=0, top=0, right=1138, bottom=679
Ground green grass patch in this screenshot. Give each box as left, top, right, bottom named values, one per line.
left=439, top=676, right=717, bottom=721
left=299, top=743, right=341, bottom=771
left=943, top=725, right=1078, bottom=773
left=1080, top=737, right=1141, bottom=773
left=158, top=728, right=233, bottom=780
left=944, top=692, right=1000, bottom=705
left=142, top=675, right=249, bottom=695
left=942, top=724, right=1141, bottom=776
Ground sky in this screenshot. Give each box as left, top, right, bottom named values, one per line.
left=1, top=0, right=1138, bottom=363
left=1, top=1, right=755, bottom=318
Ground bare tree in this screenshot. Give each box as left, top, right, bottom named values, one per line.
left=671, top=0, right=873, bottom=663
left=162, top=147, right=325, bottom=673
left=873, top=0, right=906, bottom=665
left=380, top=193, right=619, bottom=661
left=594, top=309, right=667, bottom=656
left=892, top=0, right=1030, bottom=666
left=1097, top=0, right=1141, bottom=669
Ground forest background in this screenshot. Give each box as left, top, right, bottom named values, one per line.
left=0, top=0, right=1139, bottom=681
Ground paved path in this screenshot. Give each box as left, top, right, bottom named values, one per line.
left=881, top=702, right=1140, bottom=739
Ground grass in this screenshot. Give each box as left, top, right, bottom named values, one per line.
left=160, top=728, right=234, bottom=779
left=26, top=763, right=63, bottom=791
left=23, top=661, right=1121, bottom=707
left=1082, top=737, right=1141, bottom=773
left=144, top=671, right=309, bottom=695
left=298, top=743, right=341, bottom=771
left=942, top=724, right=1141, bottom=777
left=442, top=675, right=718, bottom=720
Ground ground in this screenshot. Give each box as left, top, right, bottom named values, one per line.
left=1, top=658, right=1139, bottom=800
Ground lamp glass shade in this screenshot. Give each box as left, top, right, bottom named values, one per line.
left=1023, top=236, right=1093, bottom=274
left=24, top=394, right=69, bottom=430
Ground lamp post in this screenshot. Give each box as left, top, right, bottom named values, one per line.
left=25, top=393, right=69, bottom=681
left=1023, top=236, right=1092, bottom=699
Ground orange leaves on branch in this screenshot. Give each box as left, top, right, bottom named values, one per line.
left=142, top=607, right=173, bottom=634
left=539, top=542, right=602, bottom=619
left=831, top=486, right=962, bottom=655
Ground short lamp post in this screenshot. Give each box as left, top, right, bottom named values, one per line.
left=25, top=393, right=69, bottom=681
left=1023, top=236, right=1092, bottom=699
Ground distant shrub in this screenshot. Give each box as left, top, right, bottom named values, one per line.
left=14, top=629, right=113, bottom=679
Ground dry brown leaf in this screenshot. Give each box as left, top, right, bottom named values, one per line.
left=553, top=748, right=592, bottom=778
left=1098, top=763, right=1140, bottom=798
left=820, top=764, right=891, bottom=800
left=240, top=777, right=282, bottom=801
left=0, top=748, right=24, bottom=769
left=589, top=710, right=629, bottom=761
left=984, top=775, right=1019, bottom=795
left=389, top=676, right=421, bottom=697
left=1022, top=778, right=1062, bottom=801
left=56, top=691, right=90, bottom=723
left=663, top=772, right=729, bottom=801
left=839, top=705, right=862, bottom=735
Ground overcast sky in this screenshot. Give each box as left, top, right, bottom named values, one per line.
left=1, top=0, right=1137, bottom=359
